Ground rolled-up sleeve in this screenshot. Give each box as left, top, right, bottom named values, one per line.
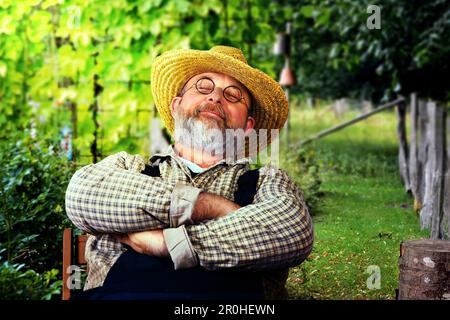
left=165, top=166, right=314, bottom=271
left=163, top=225, right=199, bottom=269
left=169, top=183, right=203, bottom=228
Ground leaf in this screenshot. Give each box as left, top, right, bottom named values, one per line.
left=27, top=10, right=52, bottom=43
left=176, top=0, right=190, bottom=14
left=0, top=61, right=7, bottom=77
left=300, top=6, right=315, bottom=18
left=0, top=14, right=16, bottom=35
left=41, top=0, right=62, bottom=9
left=315, top=9, right=331, bottom=27
left=149, top=21, right=161, bottom=36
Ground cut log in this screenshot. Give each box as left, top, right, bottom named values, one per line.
left=398, top=239, right=450, bottom=300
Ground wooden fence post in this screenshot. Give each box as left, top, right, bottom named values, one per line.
left=416, top=100, right=429, bottom=210
left=396, top=99, right=411, bottom=192
left=419, top=102, right=446, bottom=239
left=443, top=114, right=450, bottom=239
left=408, top=93, right=420, bottom=208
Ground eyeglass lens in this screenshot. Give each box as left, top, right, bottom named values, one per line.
left=195, top=78, right=243, bottom=103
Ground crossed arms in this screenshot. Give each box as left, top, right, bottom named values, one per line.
left=115, top=192, right=241, bottom=258
left=65, top=151, right=313, bottom=270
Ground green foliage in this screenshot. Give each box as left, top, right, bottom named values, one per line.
left=0, top=0, right=280, bottom=162
left=273, top=0, right=450, bottom=102
left=281, top=148, right=322, bottom=214
left=0, top=251, right=61, bottom=300
left=0, top=132, right=75, bottom=273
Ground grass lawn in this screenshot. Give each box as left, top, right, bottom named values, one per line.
left=281, top=103, right=429, bottom=300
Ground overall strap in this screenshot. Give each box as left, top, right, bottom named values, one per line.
left=141, top=164, right=161, bottom=177
left=234, top=169, right=260, bottom=207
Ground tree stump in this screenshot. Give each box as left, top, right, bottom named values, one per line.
left=398, top=239, right=450, bottom=300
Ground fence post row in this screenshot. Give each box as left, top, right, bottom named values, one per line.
left=405, top=94, right=448, bottom=239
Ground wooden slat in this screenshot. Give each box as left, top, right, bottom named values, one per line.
left=62, top=228, right=72, bottom=301
left=77, top=235, right=88, bottom=265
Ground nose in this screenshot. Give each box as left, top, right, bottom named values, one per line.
left=207, top=87, right=223, bottom=104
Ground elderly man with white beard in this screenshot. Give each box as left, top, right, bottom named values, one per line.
left=65, top=46, right=313, bottom=300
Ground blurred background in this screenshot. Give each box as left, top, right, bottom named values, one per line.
left=0, top=0, right=449, bottom=300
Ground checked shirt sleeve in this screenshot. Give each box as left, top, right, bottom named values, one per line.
left=65, top=151, right=201, bottom=234
left=166, top=167, right=314, bottom=270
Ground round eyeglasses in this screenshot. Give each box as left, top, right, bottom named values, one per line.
left=181, top=77, right=248, bottom=107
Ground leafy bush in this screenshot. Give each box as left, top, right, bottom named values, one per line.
left=0, top=250, right=61, bottom=300
left=0, top=132, right=75, bottom=274
left=282, top=148, right=322, bottom=214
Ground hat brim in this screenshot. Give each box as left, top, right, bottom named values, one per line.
left=151, top=48, right=288, bottom=151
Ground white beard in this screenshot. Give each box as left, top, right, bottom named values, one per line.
left=173, top=110, right=231, bottom=157
left=174, top=112, right=245, bottom=161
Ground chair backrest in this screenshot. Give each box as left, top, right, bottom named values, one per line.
left=62, top=228, right=87, bottom=300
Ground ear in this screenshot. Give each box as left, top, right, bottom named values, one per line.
left=170, top=97, right=182, bottom=116
left=244, top=116, right=255, bottom=134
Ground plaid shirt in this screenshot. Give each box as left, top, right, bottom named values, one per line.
left=65, top=146, right=313, bottom=298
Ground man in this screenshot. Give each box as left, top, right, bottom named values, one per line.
left=65, top=46, right=313, bottom=300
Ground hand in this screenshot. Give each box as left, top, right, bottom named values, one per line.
left=115, top=230, right=169, bottom=257
left=192, top=192, right=241, bottom=222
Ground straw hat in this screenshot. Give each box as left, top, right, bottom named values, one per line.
left=151, top=45, right=288, bottom=149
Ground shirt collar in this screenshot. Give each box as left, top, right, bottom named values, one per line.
left=177, top=157, right=210, bottom=174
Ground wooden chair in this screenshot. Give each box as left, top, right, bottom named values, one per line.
left=62, top=228, right=88, bottom=300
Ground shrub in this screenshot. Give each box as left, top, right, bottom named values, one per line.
left=0, top=250, right=61, bottom=300
left=281, top=148, right=322, bottom=214
left=0, top=131, right=75, bottom=274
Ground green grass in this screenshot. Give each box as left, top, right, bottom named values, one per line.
left=280, top=103, right=428, bottom=300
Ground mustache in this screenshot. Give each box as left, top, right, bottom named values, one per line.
left=194, top=102, right=226, bottom=120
